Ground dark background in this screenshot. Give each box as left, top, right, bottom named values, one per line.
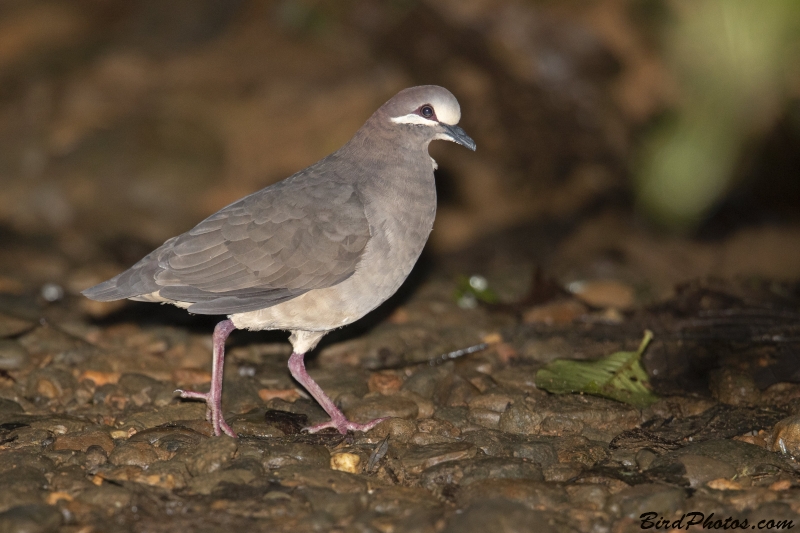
left=1, top=0, right=799, bottom=306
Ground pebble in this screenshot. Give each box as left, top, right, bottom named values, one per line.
left=396, top=390, right=435, bottom=419
left=77, top=484, right=132, bottom=509
left=330, top=452, right=361, bottom=474
left=345, top=393, right=418, bottom=423
left=468, top=408, right=501, bottom=429
left=457, top=478, right=568, bottom=510
left=678, top=453, right=737, bottom=488
left=770, top=415, right=800, bottom=455
left=274, top=465, right=368, bottom=494
left=649, top=439, right=789, bottom=481
left=421, top=457, right=543, bottom=492
left=709, top=368, right=761, bottom=405
left=26, top=368, right=77, bottom=402
left=400, top=442, right=477, bottom=474
left=370, top=418, right=416, bottom=443
left=108, top=440, right=159, bottom=467
left=608, top=483, right=686, bottom=519
left=0, top=340, right=29, bottom=370
left=512, top=439, right=558, bottom=467
left=368, top=371, right=403, bottom=394
left=0, top=313, right=35, bottom=338
left=522, top=299, right=588, bottom=325
left=84, top=445, right=108, bottom=470
left=468, top=392, right=514, bottom=412
left=53, top=428, right=114, bottom=455
left=490, top=366, right=540, bottom=393
left=186, top=469, right=256, bottom=495
left=402, top=365, right=452, bottom=399
left=261, top=443, right=330, bottom=470
left=542, top=462, right=582, bottom=482
left=0, top=504, right=62, bottom=533
left=568, top=279, right=635, bottom=310
left=118, top=402, right=207, bottom=431
left=186, top=436, right=237, bottom=476
left=444, top=499, right=558, bottom=533
left=0, top=398, right=24, bottom=416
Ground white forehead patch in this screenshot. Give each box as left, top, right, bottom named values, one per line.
left=431, top=96, right=461, bottom=125
left=390, top=114, right=438, bottom=126
left=389, top=91, right=462, bottom=126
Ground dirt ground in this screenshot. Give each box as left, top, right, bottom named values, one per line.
left=1, top=1, right=800, bottom=532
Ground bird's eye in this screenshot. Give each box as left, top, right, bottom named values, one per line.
left=420, top=105, right=434, bottom=118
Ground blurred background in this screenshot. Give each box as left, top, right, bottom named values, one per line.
left=1, top=0, right=799, bottom=311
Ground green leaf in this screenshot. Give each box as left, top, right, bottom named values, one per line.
left=534, top=330, right=658, bottom=408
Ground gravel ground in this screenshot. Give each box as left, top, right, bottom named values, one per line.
left=2, top=240, right=800, bottom=532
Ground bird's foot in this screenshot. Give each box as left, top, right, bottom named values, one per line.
left=304, top=412, right=387, bottom=435
left=176, top=388, right=237, bottom=438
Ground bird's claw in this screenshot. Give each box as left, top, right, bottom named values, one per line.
left=304, top=416, right=388, bottom=435
left=175, top=388, right=237, bottom=438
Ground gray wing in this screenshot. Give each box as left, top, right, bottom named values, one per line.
left=83, top=170, right=371, bottom=314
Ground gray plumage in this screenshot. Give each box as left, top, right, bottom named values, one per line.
left=84, top=86, right=475, bottom=324
left=83, top=85, right=475, bottom=437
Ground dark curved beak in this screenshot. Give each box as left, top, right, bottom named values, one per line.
left=442, top=124, right=476, bottom=151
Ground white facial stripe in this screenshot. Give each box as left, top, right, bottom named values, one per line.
left=390, top=113, right=438, bottom=126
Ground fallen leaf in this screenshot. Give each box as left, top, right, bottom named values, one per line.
left=535, top=330, right=658, bottom=408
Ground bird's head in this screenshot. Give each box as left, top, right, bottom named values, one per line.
left=380, top=85, right=476, bottom=151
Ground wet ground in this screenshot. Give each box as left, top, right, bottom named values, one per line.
left=2, top=1, right=800, bottom=532
left=2, top=229, right=800, bottom=532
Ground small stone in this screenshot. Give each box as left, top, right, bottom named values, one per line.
left=330, top=452, right=361, bottom=474
left=402, top=365, right=451, bottom=399
left=468, top=408, right=501, bottom=429
left=0, top=504, right=62, bottom=533
left=543, top=462, right=582, bottom=482
left=443, top=499, right=557, bottom=533
left=0, top=398, right=24, bottom=416
left=400, top=442, right=477, bottom=474
left=706, top=478, right=742, bottom=490
left=275, top=465, right=368, bottom=494
left=608, top=483, right=685, bottom=519
left=368, top=371, right=403, bottom=394
left=513, top=439, right=558, bottom=467
left=568, top=279, right=635, bottom=310
left=261, top=443, right=330, bottom=470
left=84, top=445, right=108, bottom=470
left=492, top=366, right=540, bottom=393
left=108, top=440, right=159, bottom=467
left=78, top=370, right=121, bottom=386
left=186, top=436, right=237, bottom=476
left=769, top=480, right=792, bottom=491
left=635, top=448, right=657, bottom=470
left=0, top=313, right=34, bottom=338
left=257, top=388, right=301, bottom=402
left=395, top=390, right=434, bottom=419
left=53, top=428, right=114, bottom=455
left=457, top=478, right=568, bottom=510
left=709, top=368, right=760, bottom=405
left=678, top=454, right=736, bottom=488
left=172, top=368, right=212, bottom=387
left=369, top=418, right=416, bottom=443
left=187, top=469, right=256, bottom=495
left=523, top=299, right=587, bottom=325
left=77, top=484, right=132, bottom=509
left=468, top=393, right=514, bottom=412
left=771, top=415, right=800, bottom=455
left=344, top=393, right=418, bottom=423
left=0, top=340, right=29, bottom=370
left=26, top=368, right=77, bottom=402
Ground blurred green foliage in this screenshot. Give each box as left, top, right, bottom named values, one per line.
left=635, top=0, right=800, bottom=230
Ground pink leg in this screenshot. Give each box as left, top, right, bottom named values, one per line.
left=288, top=352, right=386, bottom=434
left=176, top=319, right=237, bottom=437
